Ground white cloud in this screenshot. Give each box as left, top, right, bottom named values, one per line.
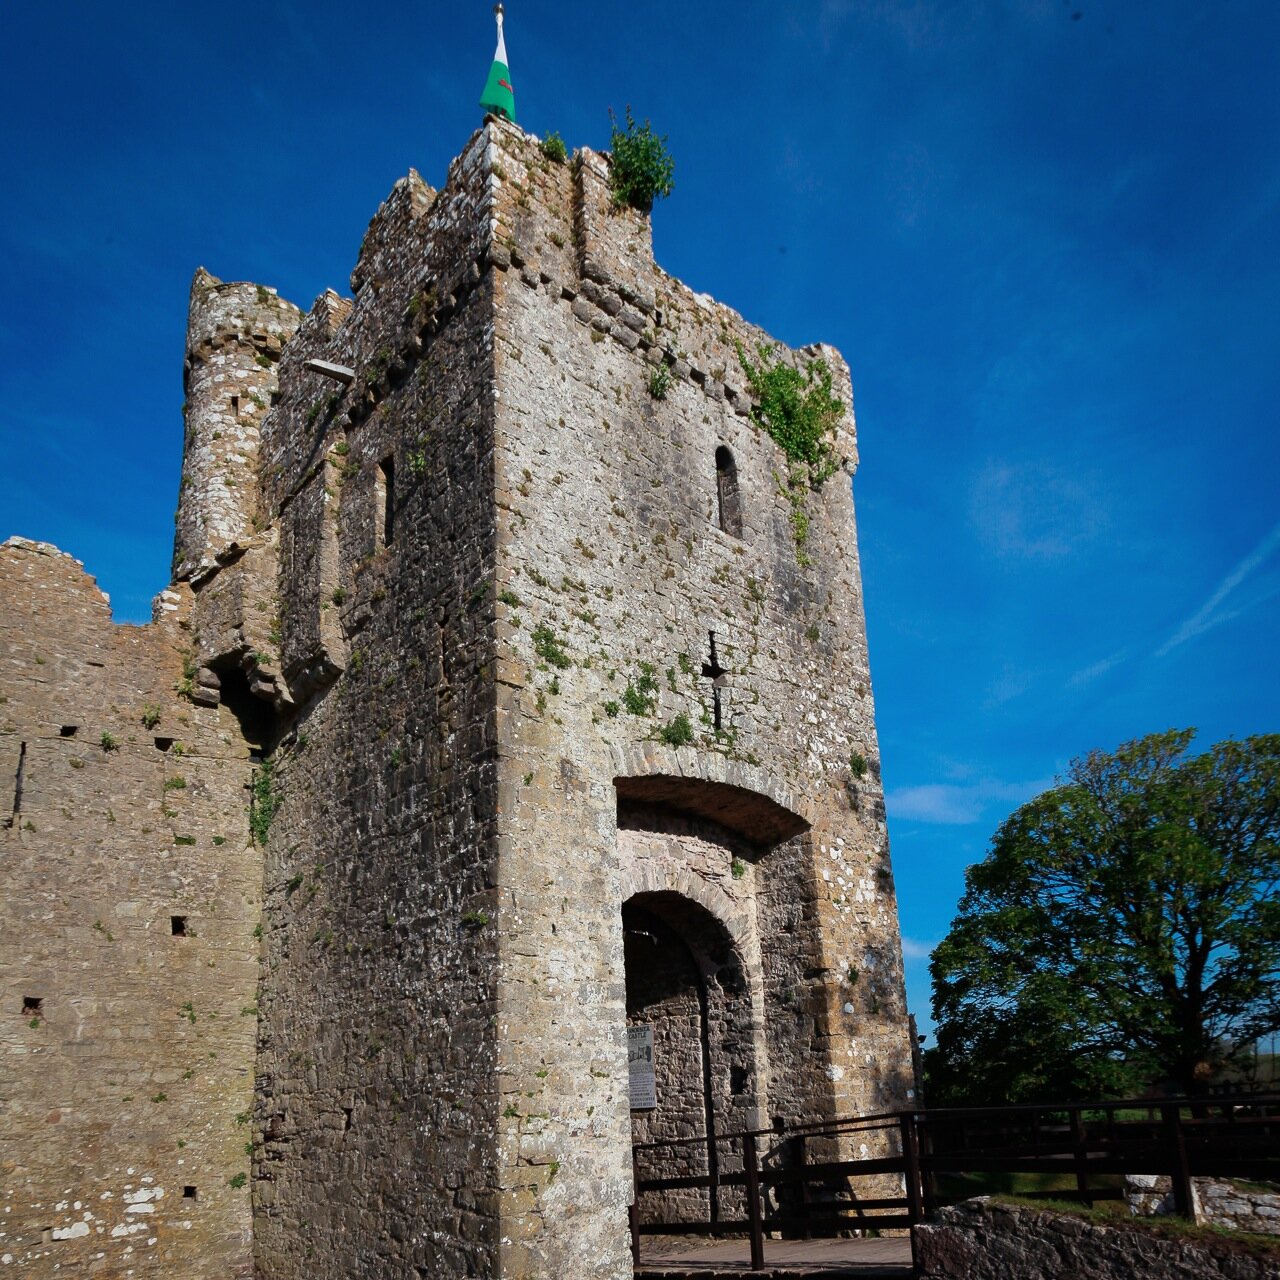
left=1157, top=520, right=1280, bottom=657
left=900, top=936, right=937, bottom=962
left=887, top=775, right=1053, bottom=826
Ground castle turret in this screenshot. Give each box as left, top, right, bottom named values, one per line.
left=173, top=269, right=302, bottom=582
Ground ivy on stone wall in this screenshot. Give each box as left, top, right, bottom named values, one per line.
left=735, top=341, right=842, bottom=489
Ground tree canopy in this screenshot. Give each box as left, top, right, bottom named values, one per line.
left=926, top=729, right=1280, bottom=1104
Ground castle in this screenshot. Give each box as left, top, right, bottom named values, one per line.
left=1, top=120, right=915, bottom=1277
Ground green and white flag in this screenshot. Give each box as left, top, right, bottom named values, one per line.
left=480, top=4, right=516, bottom=123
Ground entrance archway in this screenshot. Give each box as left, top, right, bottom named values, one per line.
left=624, top=891, right=757, bottom=1225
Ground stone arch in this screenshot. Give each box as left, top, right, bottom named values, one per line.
left=610, top=761, right=814, bottom=840
left=620, top=860, right=770, bottom=1125
left=623, top=888, right=761, bottom=1226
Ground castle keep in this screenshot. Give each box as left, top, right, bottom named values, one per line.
left=1, top=121, right=915, bottom=1277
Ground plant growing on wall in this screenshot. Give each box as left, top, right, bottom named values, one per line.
left=608, top=108, right=675, bottom=213
left=735, top=342, right=842, bottom=487
left=736, top=341, right=844, bottom=561
left=540, top=131, right=568, bottom=164
left=250, top=758, right=279, bottom=846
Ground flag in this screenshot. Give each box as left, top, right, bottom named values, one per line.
left=480, top=5, right=516, bottom=123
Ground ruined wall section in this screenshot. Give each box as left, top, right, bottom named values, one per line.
left=483, top=122, right=915, bottom=1277
left=251, top=130, right=505, bottom=1280
left=174, top=271, right=302, bottom=584
left=0, top=539, right=263, bottom=1278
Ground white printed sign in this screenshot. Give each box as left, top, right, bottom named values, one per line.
left=628, top=1024, right=657, bottom=1110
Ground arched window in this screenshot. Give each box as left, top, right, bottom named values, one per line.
left=715, top=446, right=742, bottom=538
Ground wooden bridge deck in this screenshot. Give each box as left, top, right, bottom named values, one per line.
left=635, top=1235, right=914, bottom=1278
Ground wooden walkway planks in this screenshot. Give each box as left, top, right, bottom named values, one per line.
left=635, top=1235, right=914, bottom=1278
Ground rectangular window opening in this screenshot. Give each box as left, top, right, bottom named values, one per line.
left=23, top=996, right=43, bottom=1018
left=154, top=737, right=174, bottom=752
left=59, top=725, right=78, bottom=737
left=378, top=456, right=396, bottom=548
left=183, top=1185, right=198, bottom=1200
left=171, top=915, right=188, bottom=937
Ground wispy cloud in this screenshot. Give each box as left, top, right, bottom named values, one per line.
left=1157, top=521, right=1280, bottom=657
left=968, top=458, right=1110, bottom=561
left=1067, top=647, right=1131, bottom=689
left=886, top=776, right=1053, bottom=826
left=900, top=936, right=937, bottom=962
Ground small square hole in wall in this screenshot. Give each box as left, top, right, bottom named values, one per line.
left=183, top=1185, right=198, bottom=1201
left=59, top=725, right=77, bottom=737
left=171, top=916, right=188, bottom=937
left=155, top=737, right=174, bottom=752
left=22, top=996, right=42, bottom=1018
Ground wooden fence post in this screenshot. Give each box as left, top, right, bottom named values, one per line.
left=900, top=1111, right=925, bottom=1225
left=744, top=1131, right=765, bottom=1272
left=1069, top=1109, right=1091, bottom=1206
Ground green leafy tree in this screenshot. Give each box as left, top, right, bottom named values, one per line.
left=927, top=729, right=1280, bottom=1103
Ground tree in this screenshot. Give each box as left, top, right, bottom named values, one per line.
left=926, top=729, right=1280, bottom=1104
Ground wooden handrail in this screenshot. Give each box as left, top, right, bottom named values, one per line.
left=630, top=1091, right=1280, bottom=1253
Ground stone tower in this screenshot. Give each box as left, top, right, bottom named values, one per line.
left=0, top=120, right=915, bottom=1278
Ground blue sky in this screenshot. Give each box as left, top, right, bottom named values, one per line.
left=2, top=2, right=1277, bottom=1037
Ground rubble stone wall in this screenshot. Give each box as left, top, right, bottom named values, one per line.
left=0, top=539, right=262, bottom=1278
left=484, top=120, right=916, bottom=1276
left=915, top=1198, right=1280, bottom=1280
left=249, top=130, right=504, bottom=1279
left=1128, top=1174, right=1280, bottom=1236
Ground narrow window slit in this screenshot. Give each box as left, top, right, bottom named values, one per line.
left=377, top=456, right=396, bottom=548
left=715, top=446, right=742, bottom=538
left=701, top=632, right=727, bottom=731
left=7, top=741, right=27, bottom=828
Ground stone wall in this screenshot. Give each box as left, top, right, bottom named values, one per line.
left=174, top=272, right=302, bottom=584
left=249, top=132, right=504, bottom=1279
left=915, top=1198, right=1280, bottom=1280
left=1128, top=1175, right=1280, bottom=1236
left=0, top=539, right=262, bottom=1277
left=484, top=118, right=916, bottom=1274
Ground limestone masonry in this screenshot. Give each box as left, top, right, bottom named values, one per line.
left=1, top=120, right=915, bottom=1277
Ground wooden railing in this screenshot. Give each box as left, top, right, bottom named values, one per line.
left=629, top=1093, right=1280, bottom=1271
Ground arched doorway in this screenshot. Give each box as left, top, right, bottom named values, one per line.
left=624, top=891, right=757, bottom=1226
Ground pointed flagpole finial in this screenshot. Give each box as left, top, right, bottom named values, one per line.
left=480, top=3, right=516, bottom=123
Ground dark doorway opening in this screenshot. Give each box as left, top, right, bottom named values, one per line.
left=211, top=662, right=278, bottom=750
left=624, top=892, right=756, bottom=1228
